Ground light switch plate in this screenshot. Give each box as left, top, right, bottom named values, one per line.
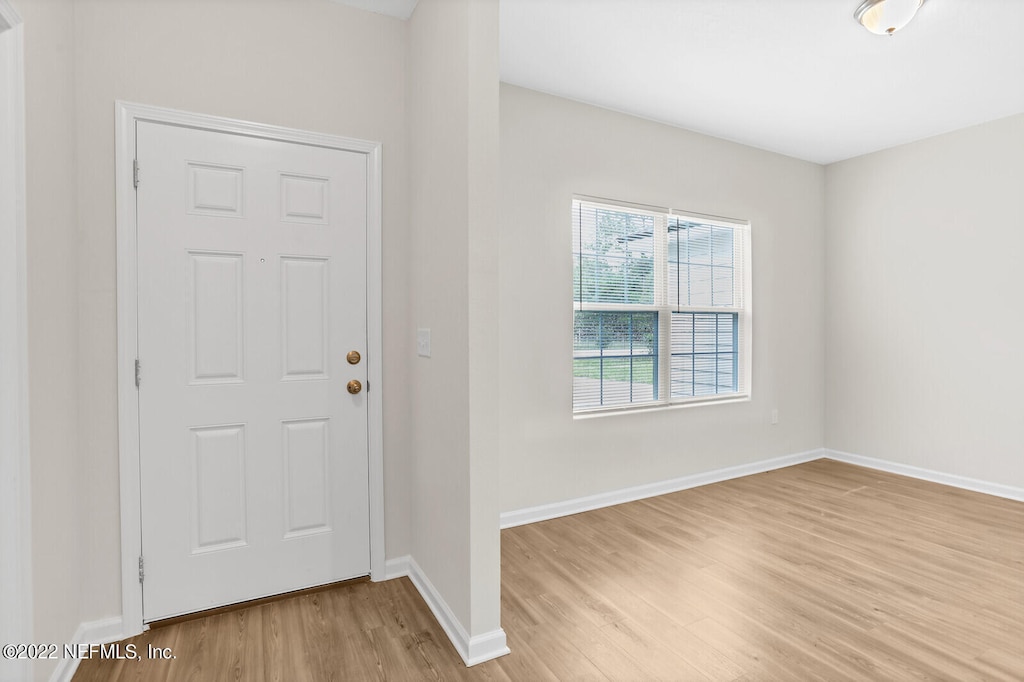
left=417, top=328, right=431, bottom=357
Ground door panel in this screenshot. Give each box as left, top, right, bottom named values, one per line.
left=137, top=121, right=369, bottom=621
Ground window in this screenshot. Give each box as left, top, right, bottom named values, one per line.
left=572, top=197, right=751, bottom=412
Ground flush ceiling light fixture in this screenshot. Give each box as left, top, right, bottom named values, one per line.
left=855, top=0, right=926, bottom=35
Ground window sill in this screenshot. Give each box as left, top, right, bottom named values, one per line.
left=572, top=393, right=751, bottom=420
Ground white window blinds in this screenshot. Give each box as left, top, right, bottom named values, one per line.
left=572, top=197, right=751, bottom=412
left=573, top=200, right=657, bottom=306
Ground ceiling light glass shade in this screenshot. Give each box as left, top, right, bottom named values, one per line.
left=855, top=0, right=924, bottom=35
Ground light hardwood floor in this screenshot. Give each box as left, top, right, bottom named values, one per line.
left=74, top=459, right=1024, bottom=681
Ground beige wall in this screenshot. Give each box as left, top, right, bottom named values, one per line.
left=407, top=0, right=502, bottom=640
left=498, top=85, right=827, bottom=513
left=464, top=0, right=502, bottom=638
left=18, top=0, right=81, bottom=678
left=825, top=114, right=1024, bottom=487
left=21, top=0, right=413, bottom=655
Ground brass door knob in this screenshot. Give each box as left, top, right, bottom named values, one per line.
left=346, top=351, right=361, bottom=365
left=347, top=379, right=362, bottom=395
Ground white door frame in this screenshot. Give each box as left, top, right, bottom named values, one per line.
left=115, top=102, right=385, bottom=635
left=0, top=3, right=32, bottom=680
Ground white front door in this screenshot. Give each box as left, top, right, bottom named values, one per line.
left=136, top=121, right=370, bottom=621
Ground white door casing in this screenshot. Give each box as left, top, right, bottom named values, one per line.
left=116, top=103, right=384, bottom=632
left=0, top=3, right=31, bottom=679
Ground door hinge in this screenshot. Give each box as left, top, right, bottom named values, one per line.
left=138, top=556, right=145, bottom=583
left=135, top=358, right=141, bottom=388
left=133, top=159, right=140, bottom=189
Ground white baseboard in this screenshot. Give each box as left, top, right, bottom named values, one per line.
left=463, top=628, right=511, bottom=667
left=383, top=555, right=411, bottom=581
left=383, top=554, right=509, bottom=667
left=824, top=449, right=1024, bottom=502
left=500, top=448, right=826, bottom=528
left=48, top=616, right=124, bottom=682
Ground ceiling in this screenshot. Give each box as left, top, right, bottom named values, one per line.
left=338, top=0, right=1024, bottom=165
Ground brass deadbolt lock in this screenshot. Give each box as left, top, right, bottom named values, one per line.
left=347, top=379, right=362, bottom=395
left=346, top=350, right=361, bottom=365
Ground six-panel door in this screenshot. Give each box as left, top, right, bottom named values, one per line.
left=136, top=121, right=370, bottom=621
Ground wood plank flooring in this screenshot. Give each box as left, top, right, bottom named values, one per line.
left=74, top=459, right=1024, bottom=681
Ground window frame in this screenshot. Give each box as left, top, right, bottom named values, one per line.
left=572, top=195, right=752, bottom=415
